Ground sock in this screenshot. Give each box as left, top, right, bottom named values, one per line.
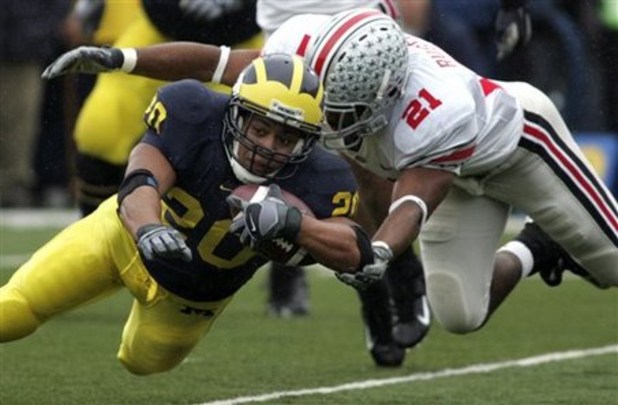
left=497, top=240, right=534, bottom=279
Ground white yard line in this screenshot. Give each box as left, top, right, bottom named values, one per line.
left=196, top=345, right=618, bottom=405
left=0, top=208, right=80, bottom=229
left=0, top=254, right=32, bottom=268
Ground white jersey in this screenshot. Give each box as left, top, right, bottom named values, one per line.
left=264, top=15, right=524, bottom=181
left=356, top=35, right=523, bottom=180
left=256, top=0, right=399, bottom=37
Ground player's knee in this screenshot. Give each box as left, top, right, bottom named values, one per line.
left=585, top=251, right=618, bottom=288
left=0, top=286, right=44, bottom=342
left=117, top=341, right=186, bottom=376
left=426, top=273, right=485, bottom=334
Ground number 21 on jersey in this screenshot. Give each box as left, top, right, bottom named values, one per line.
left=401, top=88, right=442, bottom=130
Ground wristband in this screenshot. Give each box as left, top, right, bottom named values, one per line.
left=371, top=241, right=394, bottom=261
left=212, top=46, right=230, bottom=84
left=389, top=195, right=428, bottom=228
left=120, top=48, right=137, bottom=72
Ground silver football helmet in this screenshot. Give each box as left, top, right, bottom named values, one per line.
left=305, top=8, right=409, bottom=149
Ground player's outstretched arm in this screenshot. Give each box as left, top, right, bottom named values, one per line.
left=42, top=42, right=259, bottom=85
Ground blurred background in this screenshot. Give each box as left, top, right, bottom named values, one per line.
left=0, top=0, right=616, bottom=210
left=0, top=3, right=616, bottom=403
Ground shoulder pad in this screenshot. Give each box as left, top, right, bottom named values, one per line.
left=156, top=79, right=227, bottom=125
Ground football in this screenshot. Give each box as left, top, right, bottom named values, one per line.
left=229, top=184, right=314, bottom=266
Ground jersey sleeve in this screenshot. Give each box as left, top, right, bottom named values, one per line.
left=279, top=147, right=359, bottom=220
left=141, top=79, right=226, bottom=173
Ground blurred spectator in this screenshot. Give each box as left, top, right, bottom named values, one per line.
left=69, top=0, right=261, bottom=217
left=399, top=0, right=494, bottom=74
left=563, top=0, right=618, bottom=133
left=596, top=0, right=618, bottom=133
left=431, top=0, right=599, bottom=131
left=0, top=0, right=71, bottom=207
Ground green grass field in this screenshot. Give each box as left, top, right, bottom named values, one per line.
left=0, top=225, right=617, bottom=405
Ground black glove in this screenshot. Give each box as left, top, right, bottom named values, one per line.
left=136, top=224, right=192, bottom=262
left=336, top=242, right=393, bottom=290
left=495, top=5, right=532, bottom=60
left=178, top=0, right=243, bottom=22
left=41, top=46, right=124, bottom=79
left=226, top=184, right=302, bottom=249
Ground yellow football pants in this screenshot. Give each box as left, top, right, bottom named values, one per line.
left=0, top=197, right=232, bottom=375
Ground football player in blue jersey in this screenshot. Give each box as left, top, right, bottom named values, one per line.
left=0, top=54, right=375, bottom=375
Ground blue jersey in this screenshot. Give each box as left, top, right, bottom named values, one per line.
left=141, top=80, right=358, bottom=301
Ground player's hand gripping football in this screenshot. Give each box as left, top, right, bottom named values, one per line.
left=336, top=242, right=393, bottom=290
left=136, top=224, right=193, bottom=262
left=495, top=4, right=532, bottom=60
left=41, top=46, right=124, bottom=79
left=226, top=184, right=302, bottom=249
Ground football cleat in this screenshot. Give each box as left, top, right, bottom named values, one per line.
left=392, top=296, right=431, bottom=348
left=385, top=247, right=431, bottom=348
left=368, top=342, right=406, bottom=368
left=515, top=222, right=605, bottom=288
left=358, top=280, right=405, bottom=367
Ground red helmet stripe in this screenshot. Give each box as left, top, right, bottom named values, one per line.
left=312, top=10, right=383, bottom=77
left=295, top=34, right=311, bottom=57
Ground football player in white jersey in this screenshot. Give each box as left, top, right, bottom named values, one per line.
left=255, top=9, right=617, bottom=330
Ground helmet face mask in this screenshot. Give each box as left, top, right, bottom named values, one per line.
left=226, top=106, right=313, bottom=180
left=322, top=100, right=388, bottom=150
left=223, top=54, right=324, bottom=183
left=306, top=9, right=409, bottom=149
